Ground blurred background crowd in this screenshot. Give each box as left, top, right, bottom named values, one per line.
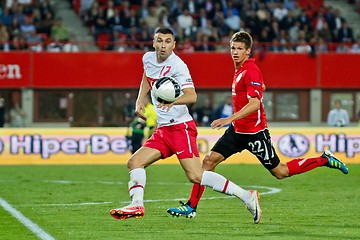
left=0, top=0, right=360, bottom=53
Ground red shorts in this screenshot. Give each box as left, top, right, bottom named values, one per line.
left=143, top=120, right=200, bottom=159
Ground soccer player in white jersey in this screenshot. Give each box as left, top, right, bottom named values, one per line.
left=167, top=31, right=348, bottom=223
left=110, top=27, right=261, bottom=222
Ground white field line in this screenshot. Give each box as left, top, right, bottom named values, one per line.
left=33, top=181, right=282, bottom=207
left=0, top=197, right=55, bottom=240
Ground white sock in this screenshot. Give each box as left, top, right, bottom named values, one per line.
left=201, top=170, right=251, bottom=203
left=128, top=168, right=146, bottom=205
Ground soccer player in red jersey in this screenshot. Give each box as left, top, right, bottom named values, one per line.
left=109, top=28, right=262, bottom=222
left=167, top=31, right=348, bottom=222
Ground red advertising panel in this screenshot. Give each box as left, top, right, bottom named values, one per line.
left=320, top=53, right=360, bottom=88
left=32, top=52, right=144, bottom=88
left=0, top=52, right=359, bottom=89
left=0, top=52, right=31, bottom=88
left=255, top=53, right=318, bottom=89
left=178, top=53, right=234, bottom=88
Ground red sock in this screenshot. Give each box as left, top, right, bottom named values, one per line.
left=286, top=156, right=328, bottom=176
left=187, top=183, right=205, bottom=209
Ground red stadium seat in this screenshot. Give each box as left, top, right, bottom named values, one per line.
left=97, top=33, right=111, bottom=50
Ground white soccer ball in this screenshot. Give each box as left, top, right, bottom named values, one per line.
left=152, top=76, right=181, bottom=103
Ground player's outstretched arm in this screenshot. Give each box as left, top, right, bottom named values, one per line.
left=135, top=73, right=150, bottom=120
left=211, top=97, right=260, bottom=130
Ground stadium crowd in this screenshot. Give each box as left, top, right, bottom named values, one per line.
left=0, top=0, right=77, bottom=51
left=0, top=0, right=360, bottom=52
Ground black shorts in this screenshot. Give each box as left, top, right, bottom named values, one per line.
left=211, top=124, right=280, bottom=170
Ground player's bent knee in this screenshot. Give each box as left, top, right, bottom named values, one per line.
left=270, top=165, right=289, bottom=179
left=127, top=157, right=143, bottom=170
left=187, top=172, right=202, bottom=184
left=202, top=156, right=218, bottom=171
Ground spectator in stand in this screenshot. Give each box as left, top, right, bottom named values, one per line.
left=92, top=8, right=109, bottom=41
left=36, top=11, right=54, bottom=37
left=283, top=41, right=295, bottom=53
left=107, top=30, right=128, bottom=52
left=138, top=26, right=152, bottom=51
left=336, top=40, right=351, bottom=53
left=20, top=16, right=36, bottom=40
left=185, top=0, right=198, bottom=15
left=213, top=96, right=233, bottom=121
left=245, top=10, right=261, bottom=37
left=51, top=17, right=69, bottom=41
left=125, top=8, right=140, bottom=32
left=297, top=9, right=312, bottom=30
left=12, top=4, right=25, bottom=26
left=273, top=2, right=288, bottom=22
left=153, top=0, right=167, bottom=16
left=0, top=7, right=13, bottom=26
left=327, top=99, right=350, bottom=127
left=196, top=8, right=208, bottom=30
left=196, top=98, right=213, bottom=126
left=313, top=8, right=327, bottom=31
left=198, top=18, right=212, bottom=37
left=194, top=33, right=215, bottom=51
left=351, top=38, right=360, bottom=53
left=143, top=5, right=159, bottom=32
left=317, top=21, right=333, bottom=43
left=288, top=20, right=301, bottom=43
left=38, top=0, right=54, bottom=21
left=0, top=97, right=4, bottom=128
left=127, top=26, right=141, bottom=50
left=258, top=28, right=272, bottom=49
left=0, top=35, right=12, bottom=51
left=9, top=101, right=27, bottom=127
left=83, top=0, right=99, bottom=28
left=315, top=37, right=329, bottom=52
left=225, top=9, right=240, bottom=32
left=7, top=17, right=21, bottom=40
left=180, top=35, right=194, bottom=53
left=124, top=92, right=135, bottom=126
left=10, top=36, right=27, bottom=50
left=280, top=10, right=296, bottom=31
left=295, top=38, right=312, bottom=53
left=256, top=3, right=268, bottom=22
left=269, top=38, right=284, bottom=52
left=108, top=8, right=123, bottom=33
left=26, top=29, right=43, bottom=52
left=118, top=1, right=133, bottom=33
left=177, top=8, right=193, bottom=37
left=47, top=34, right=62, bottom=52
left=105, top=0, right=116, bottom=20
left=32, top=8, right=42, bottom=30
left=336, top=21, right=354, bottom=43
left=158, top=8, right=171, bottom=28
left=137, top=0, right=149, bottom=20
left=328, top=8, right=344, bottom=37
left=284, top=0, right=297, bottom=11
left=0, top=25, right=9, bottom=41
left=63, top=36, right=80, bottom=52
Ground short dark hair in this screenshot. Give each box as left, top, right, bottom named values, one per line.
left=230, top=31, right=253, bottom=49
left=155, top=27, right=174, bottom=36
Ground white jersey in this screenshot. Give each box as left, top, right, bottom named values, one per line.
left=143, top=51, right=194, bottom=127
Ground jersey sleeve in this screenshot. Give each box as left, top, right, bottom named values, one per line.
left=244, top=67, right=263, bottom=99
left=172, top=59, right=194, bottom=90
left=142, top=52, right=151, bottom=71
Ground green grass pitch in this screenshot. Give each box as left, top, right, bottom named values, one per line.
left=0, top=164, right=359, bottom=240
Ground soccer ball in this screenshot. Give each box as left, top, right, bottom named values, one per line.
left=152, top=76, right=181, bottom=103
